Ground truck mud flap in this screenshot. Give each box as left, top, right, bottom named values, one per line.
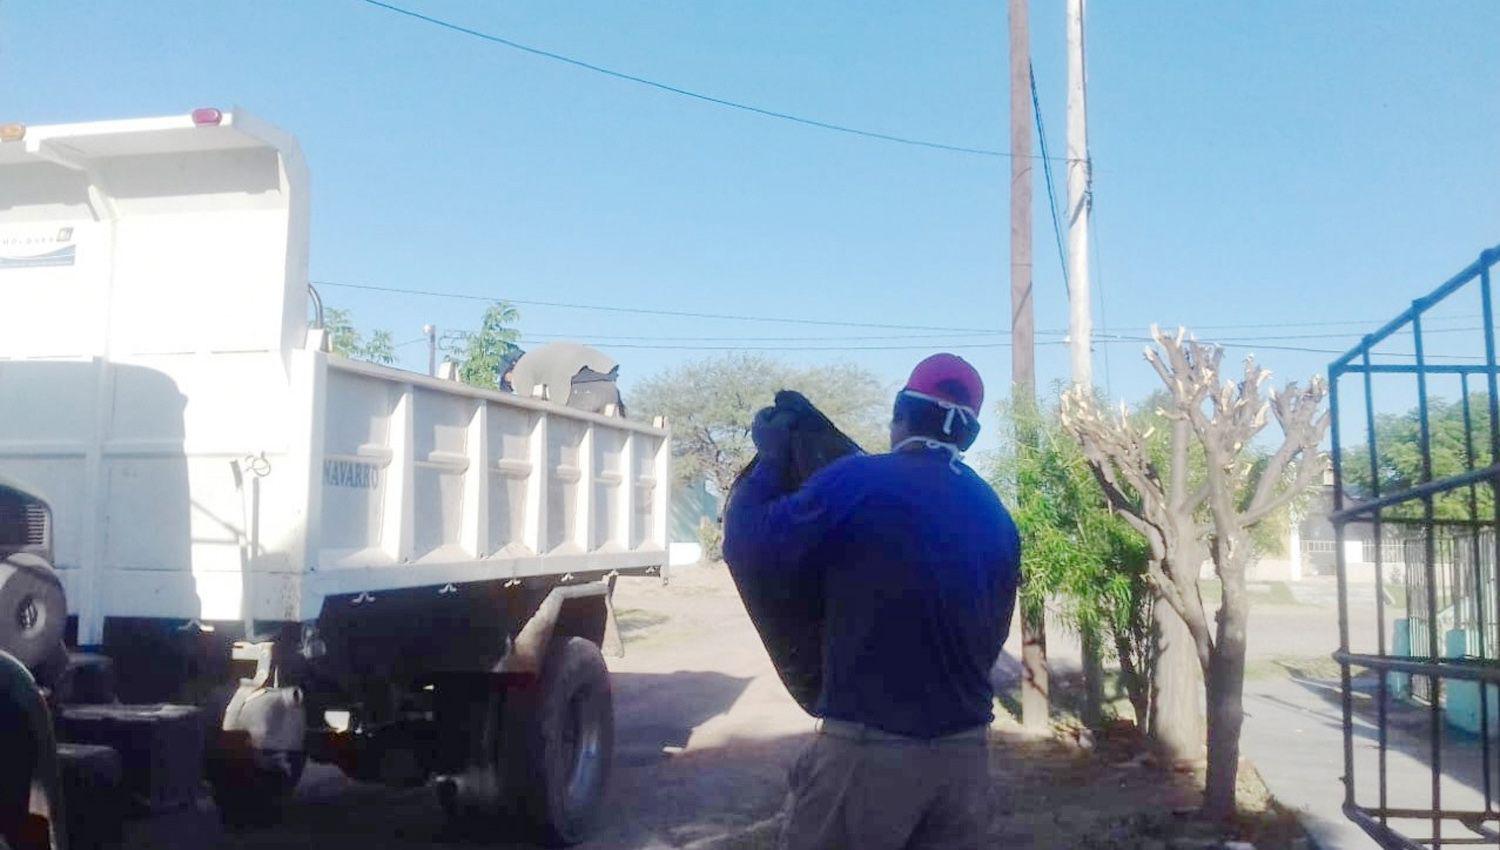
left=495, top=583, right=609, bottom=677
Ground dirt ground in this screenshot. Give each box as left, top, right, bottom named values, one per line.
left=125, top=566, right=1313, bottom=849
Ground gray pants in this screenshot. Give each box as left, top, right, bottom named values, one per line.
left=778, top=720, right=990, bottom=850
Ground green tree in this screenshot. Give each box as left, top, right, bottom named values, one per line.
left=324, top=307, right=396, bottom=365
left=630, top=354, right=889, bottom=498
left=361, top=330, right=396, bottom=366
left=456, top=302, right=522, bottom=390
left=989, top=398, right=1155, bottom=727
left=1342, top=394, right=1494, bottom=520
left=325, top=307, right=361, bottom=358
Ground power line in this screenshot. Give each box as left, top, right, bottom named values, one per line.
left=1091, top=203, right=1113, bottom=395
left=1211, top=326, right=1486, bottom=343
left=1136, top=316, right=1474, bottom=332
left=1093, top=332, right=1344, bottom=356
left=315, top=279, right=1009, bottom=333
left=516, top=335, right=1345, bottom=356
left=520, top=330, right=1001, bottom=343
left=517, top=325, right=1487, bottom=345
left=517, top=339, right=1043, bottom=352
left=1030, top=62, right=1070, bottom=294
left=316, top=279, right=1482, bottom=340
left=355, top=0, right=1068, bottom=162
left=502, top=331, right=1347, bottom=356
left=539, top=330, right=1489, bottom=358
left=536, top=322, right=1486, bottom=342
left=1093, top=332, right=1482, bottom=362
left=370, top=325, right=1483, bottom=358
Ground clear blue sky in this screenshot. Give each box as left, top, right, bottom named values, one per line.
left=5, top=1, right=1498, bottom=453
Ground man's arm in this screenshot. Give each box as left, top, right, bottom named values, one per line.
left=722, top=460, right=850, bottom=583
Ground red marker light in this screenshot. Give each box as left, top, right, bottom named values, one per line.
left=0, top=123, right=24, bottom=142
left=191, top=107, right=223, bottom=126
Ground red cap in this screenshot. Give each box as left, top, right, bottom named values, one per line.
left=903, top=353, right=984, bottom=412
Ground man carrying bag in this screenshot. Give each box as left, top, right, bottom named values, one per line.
left=725, top=354, right=1021, bottom=850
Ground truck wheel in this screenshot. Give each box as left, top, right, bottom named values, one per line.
left=206, top=734, right=305, bottom=827
left=503, top=637, right=613, bottom=846
left=0, top=692, right=37, bottom=847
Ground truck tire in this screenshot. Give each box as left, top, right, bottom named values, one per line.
left=55, top=743, right=125, bottom=849
left=0, top=649, right=61, bottom=850
left=0, top=687, right=37, bottom=847
left=207, top=733, right=305, bottom=827
left=503, top=637, right=613, bottom=846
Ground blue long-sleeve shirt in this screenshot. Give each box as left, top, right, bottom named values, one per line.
left=723, top=447, right=1021, bottom=738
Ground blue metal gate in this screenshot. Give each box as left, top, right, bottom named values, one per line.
left=1331, top=246, right=1500, bottom=848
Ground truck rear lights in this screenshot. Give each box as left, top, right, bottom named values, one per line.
left=0, top=123, right=25, bottom=142
left=191, top=108, right=222, bottom=126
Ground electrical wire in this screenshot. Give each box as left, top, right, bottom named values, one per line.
left=506, top=332, right=1322, bottom=355
left=1144, top=316, right=1475, bottom=331
left=1091, top=212, right=1113, bottom=395
left=1211, top=326, right=1485, bottom=343
left=314, top=279, right=1009, bottom=333
left=519, top=330, right=1003, bottom=343
left=512, top=330, right=1485, bottom=360
left=516, top=339, right=1044, bottom=352
left=514, top=325, right=1486, bottom=346
left=1030, top=63, right=1070, bottom=294
left=318, top=279, right=1483, bottom=343
left=339, top=3, right=1480, bottom=365
left=355, top=0, right=1066, bottom=162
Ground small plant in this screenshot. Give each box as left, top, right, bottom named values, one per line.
left=990, top=397, right=1155, bottom=728
left=697, top=517, right=724, bottom=564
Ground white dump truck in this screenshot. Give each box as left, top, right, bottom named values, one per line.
left=0, top=108, right=670, bottom=846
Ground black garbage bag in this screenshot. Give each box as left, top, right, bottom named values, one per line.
left=727, top=390, right=863, bottom=714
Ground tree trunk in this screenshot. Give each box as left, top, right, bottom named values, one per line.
left=1081, top=628, right=1105, bottom=727
left=1114, top=628, right=1151, bottom=730
left=1150, top=594, right=1203, bottom=765
left=1203, top=568, right=1251, bottom=819
left=1203, top=646, right=1246, bottom=819
left=1021, top=607, right=1049, bottom=730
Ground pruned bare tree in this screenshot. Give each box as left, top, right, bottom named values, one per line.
left=1060, top=325, right=1329, bottom=818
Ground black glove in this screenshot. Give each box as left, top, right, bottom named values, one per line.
left=751, top=405, right=793, bottom=465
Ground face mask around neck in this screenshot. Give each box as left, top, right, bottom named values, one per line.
left=891, top=436, right=965, bottom=473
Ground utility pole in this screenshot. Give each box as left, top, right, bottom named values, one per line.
left=1066, top=0, right=1092, bottom=388
left=423, top=324, right=437, bottom=377
left=1010, top=0, right=1049, bottom=732
left=1010, top=0, right=1033, bottom=399
left=1066, top=0, right=1104, bottom=729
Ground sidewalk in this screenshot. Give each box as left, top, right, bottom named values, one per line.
left=1241, top=675, right=1378, bottom=849
left=1242, top=667, right=1498, bottom=848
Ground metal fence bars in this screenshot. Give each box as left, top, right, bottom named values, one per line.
left=1404, top=527, right=1500, bottom=704
left=1330, top=245, right=1500, bottom=849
